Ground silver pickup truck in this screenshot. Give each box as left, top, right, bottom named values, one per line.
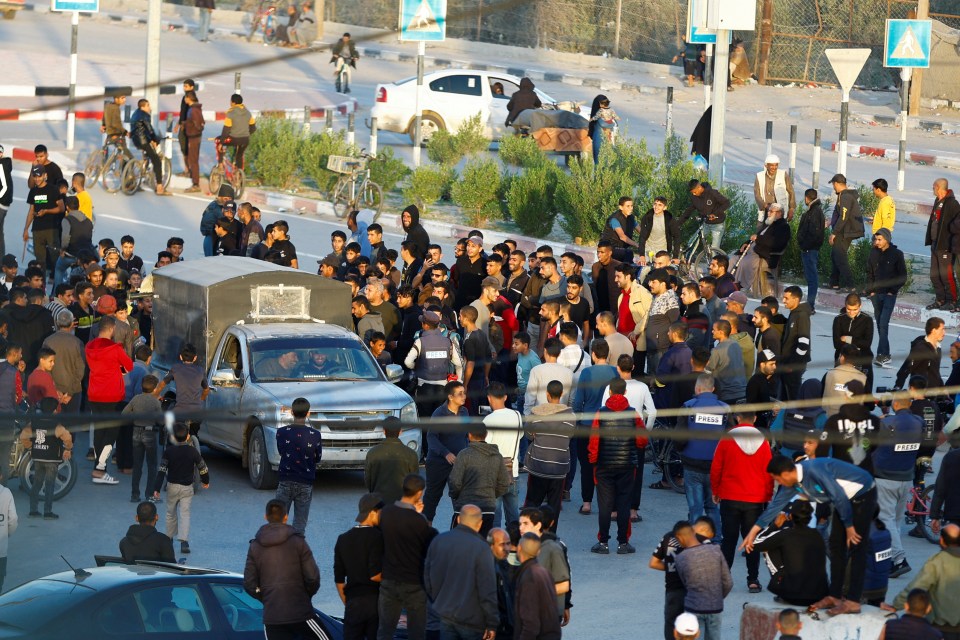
left=149, top=258, right=420, bottom=489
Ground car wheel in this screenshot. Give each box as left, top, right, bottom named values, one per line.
left=248, top=426, right=278, bottom=490
left=408, top=114, right=443, bottom=146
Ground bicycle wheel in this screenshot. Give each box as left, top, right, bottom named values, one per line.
left=660, top=441, right=685, bottom=494
left=231, top=168, right=246, bottom=199
left=120, top=160, right=144, bottom=195
left=209, top=165, right=225, bottom=196
left=100, top=150, right=126, bottom=193
left=361, top=180, right=383, bottom=221
left=918, top=485, right=940, bottom=544
left=690, top=245, right=722, bottom=281
left=331, top=177, right=352, bottom=219
left=83, top=148, right=104, bottom=185
left=160, top=156, right=173, bottom=190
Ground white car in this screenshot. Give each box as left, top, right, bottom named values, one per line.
left=370, top=69, right=586, bottom=144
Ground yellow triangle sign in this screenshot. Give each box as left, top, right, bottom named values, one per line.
left=407, top=0, right=441, bottom=33
left=891, top=26, right=924, bottom=59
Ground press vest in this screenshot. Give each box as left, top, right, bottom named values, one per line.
left=415, top=330, right=451, bottom=384
left=756, top=169, right=789, bottom=220
left=30, top=427, right=64, bottom=462
left=783, top=406, right=825, bottom=438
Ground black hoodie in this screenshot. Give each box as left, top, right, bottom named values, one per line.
left=8, top=303, right=55, bottom=373
left=506, top=78, right=542, bottom=126
left=896, top=335, right=944, bottom=390
left=796, top=199, right=826, bottom=250
left=244, top=522, right=321, bottom=625
left=401, top=204, right=430, bottom=261
left=119, top=524, right=176, bottom=563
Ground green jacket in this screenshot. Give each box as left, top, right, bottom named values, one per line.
left=893, top=547, right=960, bottom=627
left=363, top=437, right=419, bottom=504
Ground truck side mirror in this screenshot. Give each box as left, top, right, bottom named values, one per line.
left=212, top=369, right=240, bottom=386
left=384, top=364, right=403, bottom=384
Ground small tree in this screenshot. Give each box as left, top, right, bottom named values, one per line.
left=297, top=130, right=357, bottom=196
left=451, top=158, right=502, bottom=227
left=402, top=164, right=455, bottom=215
left=367, top=146, right=411, bottom=194
left=244, top=117, right=302, bottom=190
left=426, top=112, right=489, bottom=165
left=506, top=164, right=557, bottom=237
left=498, top=134, right=548, bottom=169
left=555, top=146, right=629, bottom=243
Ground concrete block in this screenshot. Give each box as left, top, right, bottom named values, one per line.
left=739, top=601, right=890, bottom=640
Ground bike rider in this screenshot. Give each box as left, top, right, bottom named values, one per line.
left=101, top=93, right=129, bottom=148
left=220, top=94, right=256, bottom=171
left=130, top=99, right=170, bottom=196
left=331, top=32, right=359, bottom=93
left=678, top=179, right=731, bottom=253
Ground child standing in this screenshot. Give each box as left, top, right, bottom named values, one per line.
left=156, top=343, right=208, bottom=491
left=123, top=374, right=163, bottom=504
left=20, top=398, right=73, bottom=519
left=154, top=422, right=209, bottom=555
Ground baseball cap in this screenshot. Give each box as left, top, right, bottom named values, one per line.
left=419, top=309, right=442, bottom=324
left=757, top=348, right=777, bottom=363
left=467, top=235, right=483, bottom=246
left=318, top=254, right=340, bottom=268
left=724, top=291, right=748, bottom=306
left=764, top=154, right=780, bottom=165
left=217, top=183, right=235, bottom=199
left=223, top=200, right=237, bottom=212
left=96, top=294, right=118, bottom=314
left=829, top=173, right=847, bottom=185
left=355, top=493, right=384, bottom=523
left=481, top=276, right=501, bottom=290
left=1, top=255, right=17, bottom=269
left=30, top=165, right=46, bottom=177
left=674, top=613, right=699, bottom=635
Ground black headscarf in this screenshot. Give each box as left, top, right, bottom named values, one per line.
left=588, top=94, right=608, bottom=138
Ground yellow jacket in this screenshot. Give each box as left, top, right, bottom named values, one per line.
left=872, top=195, right=895, bottom=234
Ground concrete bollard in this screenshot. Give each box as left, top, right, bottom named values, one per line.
left=347, top=112, right=355, bottom=146
left=325, top=110, right=334, bottom=135
left=234, top=72, right=241, bottom=92
left=765, top=120, right=773, bottom=159
left=666, top=86, right=674, bottom=137
left=789, top=124, right=798, bottom=183
left=369, top=117, right=379, bottom=156
left=302, top=106, right=311, bottom=136
left=812, top=128, right=822, bottom=190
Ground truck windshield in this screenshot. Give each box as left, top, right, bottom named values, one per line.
left=250, top=337, right=383, bottom=382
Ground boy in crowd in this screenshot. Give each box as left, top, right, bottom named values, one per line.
left=154, top=422, right=210, bottom=555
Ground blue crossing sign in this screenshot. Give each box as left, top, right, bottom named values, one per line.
left=51, top=0, right=99, bottom=11
left=400, top=0, right=447, bottom=42
left=884, top=19, right=932, bottom=68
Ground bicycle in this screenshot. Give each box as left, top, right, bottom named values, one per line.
left=903, top=457, right=939, bottom=544
left=678, top=219, right=723, bottom=282
left=246, top=0, right=279, bottom=44
left=82, top=135, right=131, bottom=190
left=6, top=420, right=78, bottom=502
left=646, top=419, right=684, bottom=494
left=333, top=54, right=357, bottom=94
left=208, top=136, right=245, bottom=199
left=328, top=152, right=383, bottom=221
left=119, top=145, right=172, bottom=196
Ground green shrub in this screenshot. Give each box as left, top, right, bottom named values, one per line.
left=505, top=164, right=557, bottom=237
left=245, top=117, right=301, bottom=189
left=555, top=145, right=631, bottom=243
left=498, top=134, right=549, bottom=168
left=368, top=146, right=411, bottom=194
left=858, top=184, right=880, bottom=218
left=297, top=130, right=357, bottom=195
left=426, top=113, right=489, bottom=165
left=452, top=158, right=503, bottom=227
left=718, top=186, right=756, bottom=253
left=402, top=164, right=456, bottom=215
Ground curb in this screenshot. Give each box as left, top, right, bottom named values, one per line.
left=829, top=142, right=960, bottom=172
left=0, top=104, right=358, bottom=123
left=855, top=112, right=960, bottom=134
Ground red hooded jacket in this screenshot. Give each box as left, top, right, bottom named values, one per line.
left=86, top=337, right=133, bottom=403
left=710, top=424, right=774, bottom=503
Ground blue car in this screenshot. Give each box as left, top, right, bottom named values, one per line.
left=0, top=560, right=344, bottom=639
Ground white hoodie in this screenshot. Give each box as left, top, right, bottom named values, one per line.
left=0, top=484, right=18, bottom=557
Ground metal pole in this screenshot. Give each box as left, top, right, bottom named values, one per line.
left=347, top=112, right=355, bottom=146
left=325, top=109, right=333, bottom=135
left=765, top=120, right=773, bottom=158
left=369, top=117, right=379, bottom=156
left=164, top=113, right=174, bottom=159
left=703, top=43, right=713, bottom=109
left=898, top=67, right=911, bottom=192
left=613, top=0, right=622, bottom=58
left=707, top=30, right=729, bottom=185
left=67, top=11, right=79, bottom=150
left=303, top=106, right=311, bottom=136
left=413, top=40, right=425, bottom=167
left=909, top=0, right=929, bottom=116
left=665, top=86, right=674, bottom=138
left=789, top=124, right=797, bottom=182
left=838, top=90, right=849, bottom=176
left=234, top=72, right=242, bottom=92
left=145, top=0, right=162, bottom=133
left=812, top=128, right=822, bottom=190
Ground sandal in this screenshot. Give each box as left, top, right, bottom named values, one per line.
left=748, top=583, right=762, bottom=594
left=578, top=505, right=592, bottom=515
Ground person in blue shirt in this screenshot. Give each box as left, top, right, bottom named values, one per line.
left=676, top=373, right=730, bottom=528
left=423, top=380, right=469, bottom=526
left=274, top=397, right=322, bottom=535
left=741, top=455, right=877, bottom=615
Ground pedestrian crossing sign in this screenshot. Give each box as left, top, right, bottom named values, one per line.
left=884, top=19, right=932, bottom=68
left=400, top=0, right=447, bottom=42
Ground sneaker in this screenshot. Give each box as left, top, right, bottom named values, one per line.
left=184, top=185, right=201, bottom=193
left=85, top=447, right=96, bottom=461
left=92, top=473, right=120, bottom=485
left=617, top=542, right=636, bottom=555
left=28, top=511, right=41, bottom=518
left=149, top=495, right=162, bottom=503
left=43, top=512, right=59, bottom=520
left=130, top=495, right=141, bottom=503
left=880, top=355, right=892, bottom=367
left=889, top=559, right=912, bottom=578
left=181, top=541, right=191, bottom=554
left=590, top=542, right=610, bottom=555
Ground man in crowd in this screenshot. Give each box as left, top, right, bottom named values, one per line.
left=753, top=154, right=796, bottom=229
left=334, top=494, right=384, bottom=640
left=866, top=228, right=907, bottom=368
left=927, top=178, right=960, bottom=311
left=828, top=173, right=865, bottom=292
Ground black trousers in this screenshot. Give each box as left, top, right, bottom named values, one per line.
left=596, top=466, right=634, bottom=544
left=525, top=474, right=564, bottom=530
left=378, top=580, right=426, bottom=640
left=778, top=365, right=805, bottom=401
left=422, top=457, right=453, bottom=523
left=265, top=614, right=331, bottom=640
left=931, top=249, right=958, bottom=303
left=630, top=455, right=645, bottom=510
left=90, top=401, right=120, bottom=471
left=415, top=383, right=446, bottom=458
left=830, top=236, right=854, bottom=288
left=829, top=487, right=877, bottom=602
left=574, top=435, right=595, bottom=504
left=344, top=592, right=379, bottom=640
left=663, top=588, right=686, bottom=640
left=719, top=499, right=765, bottom=584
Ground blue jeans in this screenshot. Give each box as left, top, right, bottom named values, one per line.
left=197, top=8, right=211, bottom=40
left=704, top=223, right=724, bottom=252
left=54, top=255, right=76, bottom=287
left=275, top=480, right=313, bottom=534
left=684, top=468, right=721, bottom=540
left=695, top=612, right=722, bottom=640
left=801, top=249, right=819, bottom=309
left=494, top=479, right=520, bottom=528
left=29, top=460, right=59, bottom=514
left=131, top=426, right=159, bottom=498
left=871, top=293, right=896, bottom=358
left=202, top=234, right=215, bottom=257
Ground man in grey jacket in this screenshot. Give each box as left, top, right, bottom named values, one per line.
left=524, top=379, right=575, bottom=526
left=449, top=425, right=511, bottom=536
left=674, top=520, right=732, bottom=640
left=705, top=320, right=746, bottom=404
left=42, top=309, right=85, bottom=413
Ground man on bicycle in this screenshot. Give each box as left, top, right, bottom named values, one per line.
left=130, top=99, right=169, bottom=196
left=100, top=94, right=128, bottom=143
left=330, top=32, right=359, bottom=93
left=679, top=179, right=730, bottom=252
left=220, top=94, right=256, bottom=170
